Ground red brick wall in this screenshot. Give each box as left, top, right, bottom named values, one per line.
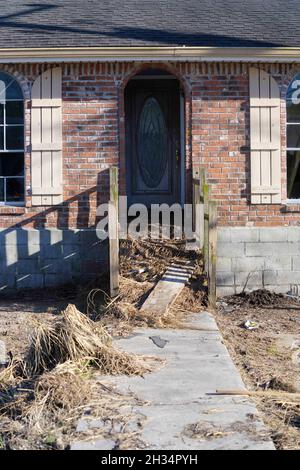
left=0, top=61, right=300, bottom=230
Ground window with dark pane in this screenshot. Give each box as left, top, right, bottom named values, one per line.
left=0, top=72, right=24, bottom=204
left=6, top=177, right=24, bottom=203
left=286, top=74, right=300, bottom=199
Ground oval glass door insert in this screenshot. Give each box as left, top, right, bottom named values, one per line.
left=137, top=97, right=167, bottom=188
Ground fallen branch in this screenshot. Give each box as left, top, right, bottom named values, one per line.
left=213, top=389, right=300, bottom=401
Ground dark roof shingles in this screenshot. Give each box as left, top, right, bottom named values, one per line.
left=0, top=0, right=299, bottom=49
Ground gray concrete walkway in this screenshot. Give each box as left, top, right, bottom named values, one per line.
left=72, top=312, right=275, bottom=450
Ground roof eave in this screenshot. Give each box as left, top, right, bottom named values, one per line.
left=0, top=46, right=300, bottom=63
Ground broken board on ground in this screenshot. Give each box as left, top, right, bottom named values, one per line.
left=140, top=261, right=194, bottom=315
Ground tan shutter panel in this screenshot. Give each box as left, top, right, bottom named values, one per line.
left=31, top=67, right=63, bottom=206
left=249, top=68, right=281, bottom=204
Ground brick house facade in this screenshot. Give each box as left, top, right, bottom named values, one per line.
left=2, top=61, right=300, bottom=226
left=1, top=2, right=300, bottom=294
left=0, top=0, right=300, bottom=294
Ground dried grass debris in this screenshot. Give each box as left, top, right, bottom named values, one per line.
left=24, top=304, right=150, bottom=377
left=0, top=303, right=157, bottom=449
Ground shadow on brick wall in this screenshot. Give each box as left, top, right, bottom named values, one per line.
left=0, top=171, right=110, bottom=293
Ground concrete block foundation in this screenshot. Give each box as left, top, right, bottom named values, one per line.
left=0, top=229, right=108, bottom=292
left=1, top=226, right=299, bottom=297
left=217, top=227, right=300, bottom=296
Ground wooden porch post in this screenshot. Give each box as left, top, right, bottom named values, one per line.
left=109, top=166, right=119, bottom=298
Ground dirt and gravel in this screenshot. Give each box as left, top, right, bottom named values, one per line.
left=214, top=291, right=300, bottom=450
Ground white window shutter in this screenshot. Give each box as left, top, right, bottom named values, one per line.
left=31, top=67, right=63, bottom=206
left=249, top=68, right=281, bottom=204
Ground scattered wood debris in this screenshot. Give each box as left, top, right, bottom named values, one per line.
left=86, top=238, right=206, bottom=334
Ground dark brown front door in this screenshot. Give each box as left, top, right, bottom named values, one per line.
left=125, top=79, right=181, bottom=207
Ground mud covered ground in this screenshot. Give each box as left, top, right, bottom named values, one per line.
left=215, top=291, right=300, bottom=450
